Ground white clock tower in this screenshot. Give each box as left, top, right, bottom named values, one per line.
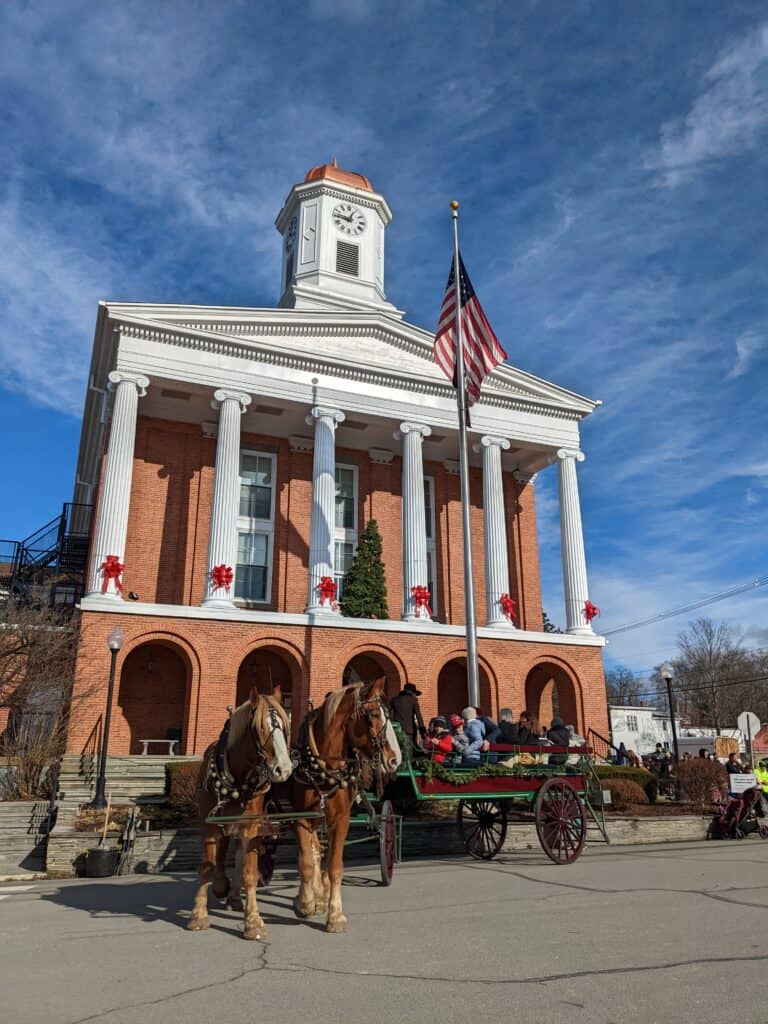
left=275, top=160, right=398, bottom=314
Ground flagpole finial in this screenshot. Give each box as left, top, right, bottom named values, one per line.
left=450, top=200, right=460, bottom=210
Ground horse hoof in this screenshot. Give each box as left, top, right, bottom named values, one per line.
left=186, top=917, right=210, bottom=932
left=243, top=925, right=267, bottom=941
left=293, top=897, right=316, bottom=919
left=325, top=916, right=348, bottom=933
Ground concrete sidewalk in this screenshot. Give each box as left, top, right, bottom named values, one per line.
left=0, top=841, right=766, bottom=1023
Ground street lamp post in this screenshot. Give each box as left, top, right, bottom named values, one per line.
left=660, top=662, right=680, bottom=765
left=91, top=626, right=125, bottom=809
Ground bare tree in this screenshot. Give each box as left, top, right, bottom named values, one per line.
left=669, top=617, right=757, bottom=732
left=605, top=665, right=646, bottom=706
left=0, top=605, right=91, bottom=799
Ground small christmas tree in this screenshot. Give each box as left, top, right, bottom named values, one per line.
left=339, top=519, right=388, bottom=619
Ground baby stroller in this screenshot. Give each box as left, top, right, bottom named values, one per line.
left=707, top=785, right=768, bottom=840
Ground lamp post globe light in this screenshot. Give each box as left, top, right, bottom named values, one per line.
left=660, top=661, right=680, bottom=765
left=91, top=626, right=125, bottom=809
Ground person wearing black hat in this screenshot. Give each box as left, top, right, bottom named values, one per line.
left=391, top=682, right=426, bottom=752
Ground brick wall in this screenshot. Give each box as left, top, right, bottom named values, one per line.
left=99, top=414, right=545, bottom=628
left=68, top=609, right=608, bottom=755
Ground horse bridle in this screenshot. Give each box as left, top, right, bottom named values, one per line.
left=293, top=690, right=393, bottom=803
left=208, top=701, right=288, bottom=808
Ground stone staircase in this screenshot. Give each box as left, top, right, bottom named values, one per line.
left=56, top=754, right=201, bottom=829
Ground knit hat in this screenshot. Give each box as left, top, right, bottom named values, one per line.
left=430, top=716, right=448, bottom=731
left=551, top=717, right=565, bottom=728
left=461, top=706, right=477, bottom=722
left=449, top=714, right=463, bottom=729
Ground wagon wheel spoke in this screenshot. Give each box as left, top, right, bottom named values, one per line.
left=535, top=779, right=586, bottom=865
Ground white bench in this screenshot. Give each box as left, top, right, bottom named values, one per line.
left=139, top=739, right=179, bottom=756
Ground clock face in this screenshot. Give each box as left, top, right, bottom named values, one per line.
left=332, top=202, right=366, bottom=236
left=286, top=216, right=298, bottom=252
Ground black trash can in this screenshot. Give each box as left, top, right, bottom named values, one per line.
left=85, top=846, right=118, bottom=877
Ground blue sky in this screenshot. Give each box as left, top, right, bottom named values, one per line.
left=0, top=1, right=766, bottom=671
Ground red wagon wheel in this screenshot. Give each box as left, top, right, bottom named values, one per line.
left=379, top=799, right=396, bottom=886
left=457, top=799, right=508, bottom=860
left=534, top=778, right=586, bottom=864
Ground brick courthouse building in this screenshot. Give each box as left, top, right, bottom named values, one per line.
left=66, top=162, right=608, bottom=756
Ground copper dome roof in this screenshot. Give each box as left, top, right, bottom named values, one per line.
left=304, top=158, right=373, bottom=192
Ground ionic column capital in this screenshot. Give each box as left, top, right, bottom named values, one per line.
left=107, top=370, right=150, bottom=397
left=212, top=389, right=251, bottom=413
left=394, top=422, right=431, bottom=441
left=474, top=436, right=511, bottom=453
left=556, top=448, right=585, bottom=463
left=306, top=406, right=345, bottom=427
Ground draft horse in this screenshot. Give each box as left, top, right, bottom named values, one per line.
left=290, top=678, right=402, bottom=932
left=187, top=687, right=292, bottom=940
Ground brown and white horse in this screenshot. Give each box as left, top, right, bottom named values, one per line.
left=187, top=688, right=292, bottom=940
left=290, top=678, right=401, bottom=933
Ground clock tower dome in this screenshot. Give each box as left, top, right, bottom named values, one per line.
left=275, top=160, right=397, bottom=314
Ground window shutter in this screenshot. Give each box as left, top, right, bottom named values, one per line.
left=336, top=241, right=359, bottom=277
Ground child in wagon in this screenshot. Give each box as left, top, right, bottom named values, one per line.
left=424, top=716, right=454, bottom=763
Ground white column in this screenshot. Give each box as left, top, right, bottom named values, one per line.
left=87, top=371, right=149, bottom=598
left=395, top=422, right=431, bottom=620
left=557, top=448, right=592, bottom=634
left=202, top=389, right=252, bottom=609
left=306, top=406, right=345, bottom=613
left=475, top=436, right=513, bottom=626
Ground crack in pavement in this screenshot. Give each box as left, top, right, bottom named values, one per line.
left=67, top=940, right=272, bottom=1024
left=270, top=952, right=768, bottom=987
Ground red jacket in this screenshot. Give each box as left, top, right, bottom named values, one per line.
left=425, top=734, right=454, bottom=764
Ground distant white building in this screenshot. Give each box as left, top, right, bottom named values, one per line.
left=609, top=705, right=745, bottom=757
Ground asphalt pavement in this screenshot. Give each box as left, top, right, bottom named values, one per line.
left=0, top=840, right=766, bottom=1024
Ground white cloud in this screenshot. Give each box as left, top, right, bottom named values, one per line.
left=726, top=329, right=765, bottom=379
left=649, top=23, right=768, bottom=187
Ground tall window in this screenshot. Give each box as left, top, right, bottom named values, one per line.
left=626, top=714, right=638, bottom=732
left=235, top=451, right=276, bottom=604
left=424, top=476, right=437, bottom=615
left=334, top=464, right=358, bottom=597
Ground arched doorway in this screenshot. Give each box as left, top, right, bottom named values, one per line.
left=436, top=658, right=493, bottom=718
left=524, top=662, right=581, bottom=732
left=236, top=647, right=298, bottom=715
left=118, top=643, right=189, bottom=754
left=342, top=651, right=402, bottom=698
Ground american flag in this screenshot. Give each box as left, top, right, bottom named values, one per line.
left=434, top=254, right=507, bottom=401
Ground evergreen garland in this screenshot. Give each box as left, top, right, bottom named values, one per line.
left=421, top=759, right=528, bottom=786
left=339, top=519, right=389, bottom=619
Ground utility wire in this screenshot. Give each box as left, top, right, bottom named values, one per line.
left=614, top=672, right=768, bottom=703
left=601, top=576, right=768, bottom=637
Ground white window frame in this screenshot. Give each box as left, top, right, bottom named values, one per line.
left=424, top=475, right=438, bottom=616
left=235, top=449, right=277, bottom=606
left=334, top=463, right=358, bottom=598
left=626, top=714, right=638, bottom=732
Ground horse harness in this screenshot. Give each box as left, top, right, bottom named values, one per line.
left=207, top=703, right=285, bottom=809
left=293, top=690, right=391, bottom=804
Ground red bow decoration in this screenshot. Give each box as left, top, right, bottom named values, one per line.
left=317, top=576, right=338, bottom=607
left=100, top=555, right=124, bottom=594
left=499, top=593, right=517, bottom=623
left=411, top=585, right=432, bottom=618
left=584, top=600, right=601, bottom=623
left=211, top=564, right=234, bottom=594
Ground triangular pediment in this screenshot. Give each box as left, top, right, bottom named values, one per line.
left=103, top=302, right=599, bottom=417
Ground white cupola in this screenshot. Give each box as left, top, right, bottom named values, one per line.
left=275, top=160, right=396, bottom=313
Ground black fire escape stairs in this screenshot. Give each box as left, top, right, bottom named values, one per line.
left=0, top=503, right=93, bottom=615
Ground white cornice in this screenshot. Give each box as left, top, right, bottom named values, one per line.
left=78, top=598, right=606, bottom=647
left=108, top=310, right=593, bottom=421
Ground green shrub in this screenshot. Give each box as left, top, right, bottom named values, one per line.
left=603, top=778, right=649, bottom=812
left=594, top=765, right=657, bottom=803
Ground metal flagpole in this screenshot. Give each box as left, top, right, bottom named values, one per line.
left=450, top=200, right=480, bottom=708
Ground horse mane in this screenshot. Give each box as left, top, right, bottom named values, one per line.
left=322, top=684, right=360, bottom=730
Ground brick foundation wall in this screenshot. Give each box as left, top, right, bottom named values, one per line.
left=68, top=609, right=608, bottom=756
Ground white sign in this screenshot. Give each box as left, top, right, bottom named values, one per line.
left=729, top=773, right=758, bottom=794
left=737, top=711, right=760, bottom=740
